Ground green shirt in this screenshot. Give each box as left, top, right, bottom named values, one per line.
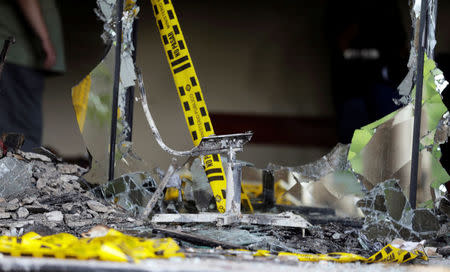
left=0, top=0, right=65, bottom=73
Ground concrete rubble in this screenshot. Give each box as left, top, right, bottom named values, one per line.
left=0, top=151, right=145, bottom=237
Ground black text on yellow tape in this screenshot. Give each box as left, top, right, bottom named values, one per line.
left=149, top=0, right=252, bottom=213
left=366, top=244, right=428, bottom=263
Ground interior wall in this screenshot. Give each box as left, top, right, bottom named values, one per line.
left=41, top=0, right=450, bottom=170
left=131, top=0, right=333, bottom=169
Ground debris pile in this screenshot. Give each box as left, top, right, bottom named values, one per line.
left=158, top=220, right=365, bottom=255
left=0, top=148, right=370, bottom=257
left=0, top=228, right=184, bottom=261
left=0, top=151, right=144, bottom=237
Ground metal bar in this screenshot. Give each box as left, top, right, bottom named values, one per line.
left=152, top=227, right=240, bottom=249
left=0, top=37, right=14, bottom=62
left=225, top=147, right=240, bottom=214
left=142, top=159, right=177, bottom=218
left=125, top=19, right=138, bottom=142
left=151, top=212, right=311, bottom=229
left=262, top=170, right=275, bottom=208
left=108, top=0, right=124, bottom=181
left=138, top=74, right=254, bottom=157
left=274, top=205, right=336, bottom=216
left=410, top=0, right=429, bottom=208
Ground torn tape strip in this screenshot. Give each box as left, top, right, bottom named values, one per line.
left=0, top=229, right=184, bottom=262
left=149, top=0, right=252, bottom=213
left=266, top=244, right=427, bottom=264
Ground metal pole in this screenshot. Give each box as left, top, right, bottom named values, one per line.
left=262, top=170, right=275, bottom=209
left=410, top=0, right=429, bottom=208
left=125, top=19, right=138, bottom=142
left=142, top=158, right=177, bottom=218
left=225, top=147, right=241, bottom=215
left=109, top=0, right=124, bottom=181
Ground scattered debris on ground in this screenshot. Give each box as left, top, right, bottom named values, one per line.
left=0, top=147, right=448, bottom=267
left=0, top=151, right=144, bottom=237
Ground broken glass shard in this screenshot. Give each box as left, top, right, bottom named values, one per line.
left=268, top=143, right=350, bottom=182
left=349, top=58, right=450, bottom=204
left=72, top=45, right=153, bottom=184
left=71, top=1, right=146, bottom=185
left=265, top=144, right=364, bottom=217
left=182, top=158, right=215, bottom=212
left=95, top=171, right=157, bottom=216
left=359, top=179, right=440, bottom=243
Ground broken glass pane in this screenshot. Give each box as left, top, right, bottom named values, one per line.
left=397, top=0, right=439, bottom=103
left=268, top=143, right=350, bottom=182
left=240, top=144, right=365, bottom=217
left=358, top=179, right=440, bottom=244
left=349, top=58, right=450, bottom=204
left=95, top=171, right=157, bottom=216
left=71, top=1, right=145, bottom=185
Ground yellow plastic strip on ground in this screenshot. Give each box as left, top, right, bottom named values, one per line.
left=0, top=229, right=184, bottom=262
left=71, top=74, right=92, bottom=133
left=365, top=244, right=428, bottom=263
left=273, top=244, right=427, bottom=264
left=254, top=250, right=271, bottom=257
left=0, top=231, right=427, bottom=264
left=149, top=0, right=253, bottom=213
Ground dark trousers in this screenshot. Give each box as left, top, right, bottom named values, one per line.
left=0, top=63, right=44, bottom=152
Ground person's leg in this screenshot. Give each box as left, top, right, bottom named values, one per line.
left=0, top=63, right=44, bottom=151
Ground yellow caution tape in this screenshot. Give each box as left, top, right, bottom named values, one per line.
left=254, top=250, right=271, bottom=257
left=165, top=187, right=181, bottom=200
left=269, top=244, right=427, bottom=264
left=240, top=185, right=253, bottom=212
left=278, top=252, right=367, bottom=263
left=242, top=183, right=264, bottom=201
left=0, top=229, right=427, bottom=265
left=149, top=0, right=252, bottom=213
left=0, top=229, right=184, bottom=262
left=72, top=75, right=91, bottom=133
left=242, top=180, right=297, bottom=206
left=125, top=0, right=137, bottom=11
left=365, top=244, right=427, bottom=263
